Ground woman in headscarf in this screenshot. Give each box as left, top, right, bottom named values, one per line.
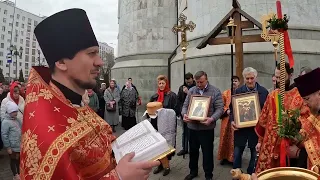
left=149, top=75, right=178, bottom=176
left=150, top=75, right=178, bottom=115
left=0, top=82, right=25, bottom=121
left=119, top=81, right=138, bottom=130
left=104, top=79, right=120, bottom=132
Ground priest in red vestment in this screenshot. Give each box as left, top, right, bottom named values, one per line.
left=20, top=9, right=159, bottom=180
left=254, top=63, right=304, bottom=173
left=217, top=76, right=240, bottom=165
left=286, top=68, right=320, bottom=172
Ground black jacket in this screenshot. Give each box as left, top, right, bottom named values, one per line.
left=177, top=82, right=196, bottom=116
left=150, top=91, right=179, bottom=116
left=122, top=84, right=139, bottom=96
left=229, top=83, right=269, bottom=148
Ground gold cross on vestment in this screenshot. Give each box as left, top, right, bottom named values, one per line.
left=54, top=106, right=60, bottom=112
left=172, top=13, right=196, bottom=52
left=29, top=111, right=35, bottom=119
left=48, top=125, right=55, bottom=132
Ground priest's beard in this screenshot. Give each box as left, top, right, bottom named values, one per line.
left=74, top=78, right=96, bottom=90
left=276, top=79, right=291, bottom=91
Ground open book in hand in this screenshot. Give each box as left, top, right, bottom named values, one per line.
left=112, top=120, right=175, bottom=163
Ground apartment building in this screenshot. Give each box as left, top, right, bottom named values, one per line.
left=98, top=41, right=114, bottom=70
left=0, top=0, right=46, bottom=80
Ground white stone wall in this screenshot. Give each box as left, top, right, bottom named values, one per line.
left=114, top=0, right=320, bottom=108
left=179, top=0, right=320, bottom=41
left=117, top=0, right=177, bottom=57
left=114, top=0, right=179, bottom=105
left=169, top=0, right=320, bottom=93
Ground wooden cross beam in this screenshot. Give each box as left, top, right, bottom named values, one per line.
left=234, top=11, right=244, bottom=83
left=222, top=20, right=254, bottom=30
left=209, top=35, right=265, bottom=45
left=196, top=0, right=264, bottom=84
left=207, top=12, right=264, bottom=83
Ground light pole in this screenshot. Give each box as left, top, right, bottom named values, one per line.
left=37, top=49, right=41, bottom=66
left=10, top=45, right=23, bottom=79
left=227, top=17, right=237, bottom=92
left=9, top=46, right=13, bottom=81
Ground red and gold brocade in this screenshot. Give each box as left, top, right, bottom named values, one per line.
left=217, top=89, right=234, bottom=162
left=20, top=67, right=119, bottom=180
left=254, top=88, right=303, bottom=173
left=299, top=105, right=320, bottom=170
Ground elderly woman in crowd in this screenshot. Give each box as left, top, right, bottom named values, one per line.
left=119, top=81, right=138, bottom=130
left=104, top=79, right=120, bottom=132
left=87, top=89, right=99, bottom=112
left=97, top=83, right=107, bottom=118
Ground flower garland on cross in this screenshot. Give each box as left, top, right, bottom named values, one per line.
left=267, top=0, right=301, bottom=167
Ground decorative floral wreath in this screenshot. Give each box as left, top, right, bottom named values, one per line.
left=267, top=14, right=289, bottom=31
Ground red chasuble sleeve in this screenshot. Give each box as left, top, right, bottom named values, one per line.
left=20, top=68, right=119, bottom=180
left=255, top=93, right=272, bottom=143
left=300, top=109, right=320, bottom=169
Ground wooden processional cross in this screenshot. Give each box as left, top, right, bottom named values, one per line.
left=197, top=0, right=265, bottom=83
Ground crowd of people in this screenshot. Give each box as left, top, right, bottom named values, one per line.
left=0, top=8, right=319, bottom=180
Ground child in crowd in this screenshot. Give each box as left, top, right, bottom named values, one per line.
left=1, top=101, right=22, bottom=180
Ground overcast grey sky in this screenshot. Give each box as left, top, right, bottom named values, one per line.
left=16, top=0, right=118, bottom=55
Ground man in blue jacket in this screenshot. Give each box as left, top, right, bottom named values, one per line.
left=230, top=67, right=268, bottom=175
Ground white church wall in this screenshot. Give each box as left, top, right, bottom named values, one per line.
left=113, top=0, right=178, bottom=110
left=117, top=0, right=177, bottom=57
left=179, top=0, right=320, bottom=42
left=170, top=0, right=320, bottom=93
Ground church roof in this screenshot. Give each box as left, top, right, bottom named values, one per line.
left=197, top=0, right=263, bottom=49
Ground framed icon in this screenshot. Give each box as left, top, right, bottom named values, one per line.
left=187, top=95, right=211, bottom=121
left=232, top=92, right=261, bottom=128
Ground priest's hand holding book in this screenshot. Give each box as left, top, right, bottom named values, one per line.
left=116, top=152, right=160, bottom=180
left=112, top=120, right=175, bottom=180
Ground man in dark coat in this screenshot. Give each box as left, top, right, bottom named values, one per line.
left=230, top=67, right=268, bottom=175
left=177, top=72, right=195, bottom=156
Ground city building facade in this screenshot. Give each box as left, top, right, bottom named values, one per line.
left=98, top=41, right=114, bottom=70
left=0, top=0, right=45, bottom=81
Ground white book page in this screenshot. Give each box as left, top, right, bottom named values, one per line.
left=112, top=120, right=168, bottom=163
left=114, top=120, right=155, bottom=148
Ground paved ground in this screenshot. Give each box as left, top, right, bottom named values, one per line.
left=0, top=116, right=251, bottom=180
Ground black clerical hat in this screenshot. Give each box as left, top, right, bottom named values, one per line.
left=34, top=8, right=99, bottom=68
left=294, top=67, right=320, bottom=97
